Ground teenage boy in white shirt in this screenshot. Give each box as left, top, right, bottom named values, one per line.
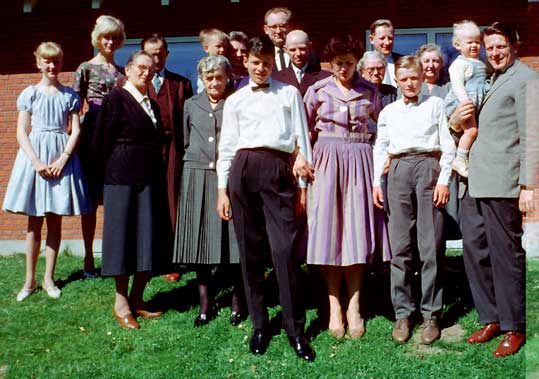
left=372, top=55, right=455, bottom=346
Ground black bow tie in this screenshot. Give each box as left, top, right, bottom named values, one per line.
left=251, top=83, right=270, bottom=92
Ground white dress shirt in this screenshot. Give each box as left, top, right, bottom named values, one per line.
left=383, top=54, right=397, bottom=87
left=373, top=94, right=456, bottom=186
left=217, top=78, right=312, bottom=188
left=123, top=80, right=157, bottom=125
left=275, top=46, right=291, bottom=71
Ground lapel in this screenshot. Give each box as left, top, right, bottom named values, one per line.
left=120, top=87, right=157, bottom=129
left=480, top=60, right=518, bottom=110
left=321, top=74, right=369, bottom=102
left=193, top=92, right=224, bottom=114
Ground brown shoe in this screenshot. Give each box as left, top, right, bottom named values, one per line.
left=468, top=323, right=501, bottom=344
left=134, top=309, right=163, bottom=319
left=113, top=309, right=140, bottom=330
left=392, top=319, right=410, bottom=343
left=493, top=332, right=525, bottom=357
left=420, top=319, right=440, bottom=345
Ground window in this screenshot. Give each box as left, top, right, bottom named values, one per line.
left=108, top=37, right=205, bottom=87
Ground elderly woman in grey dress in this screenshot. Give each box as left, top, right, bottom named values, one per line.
left=173, top=55, right=245, bottom=327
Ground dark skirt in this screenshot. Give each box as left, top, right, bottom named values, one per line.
left=101, top=184, right=171, bottom=276
left=173, top=167, right=239, bottom=264
left=78, top=110, right=102, bottom=205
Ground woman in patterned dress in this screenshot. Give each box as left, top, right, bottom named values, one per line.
left=72, top=15, right=125, bottom=277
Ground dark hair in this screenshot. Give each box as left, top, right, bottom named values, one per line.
left=322, top=34, right=364, bottom=61
left=483, top=22, right=520, bottom=46
left=140, top=33, right=168, bottom=51
left=247, top=35, right=274, bottom=58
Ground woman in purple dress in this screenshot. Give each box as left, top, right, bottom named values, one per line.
left=304, top=35, right=390, bottom=339
left=72, top=15, right=125, bottom=277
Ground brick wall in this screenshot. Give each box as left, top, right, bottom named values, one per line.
left=0, top=72, right=104, bottom=241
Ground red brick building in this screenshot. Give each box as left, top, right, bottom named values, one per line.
left=1, top=0, right=538, bottom=254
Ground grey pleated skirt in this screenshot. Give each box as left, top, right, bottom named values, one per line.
left=173, top=167, right=239, bottom=264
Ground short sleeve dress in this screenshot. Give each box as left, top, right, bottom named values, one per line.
left=72, top=62, right=124, bottom=201
left=2, top=85, right=92, bottom=216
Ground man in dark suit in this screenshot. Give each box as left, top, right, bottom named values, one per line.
left=272, top=30, right=331, bottom=96
left=451, top=22, right=539, bottom=358
left=142, top=34, right=193, bottom=282
left=369, top=19, right=402, bottom=87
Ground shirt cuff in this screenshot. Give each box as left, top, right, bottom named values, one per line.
left=217, top=175, right=228, bottom=189
left=298, top=177, right=307, bottom=188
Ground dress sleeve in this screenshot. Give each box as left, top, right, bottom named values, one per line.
left=72, top=63, right=89, bottom=103
left=67, top=88, right=82, bottom=113
left=16, top=86, right=35, bottom=113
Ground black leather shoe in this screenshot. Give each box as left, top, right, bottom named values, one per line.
left=230, top=311, right=247, bottom=326
left=249, top=329, right=270, bottom=355
left=194, top=313, right=209, bottom=328
left=288, top=335, right=315, bottom=362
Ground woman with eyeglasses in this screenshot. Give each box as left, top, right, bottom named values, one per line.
left=91, top=51, right=167, bottom=330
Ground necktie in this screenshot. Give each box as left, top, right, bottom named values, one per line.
left=278, top=48, right=286, bottom=71
left=152, top=73, right=161, bottom=93
left=296, top=68, right=303, bottom=83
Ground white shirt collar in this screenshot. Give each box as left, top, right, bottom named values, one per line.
left=123, top=80, right=148, bottom=103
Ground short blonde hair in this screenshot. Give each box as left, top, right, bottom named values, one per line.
left=91, top=15, right=126, bottom=49
left=34, top=41, right=63, bottom=60
left=452, top=20, right=480, bottom=44
left=199, top=28, right=228, bottom=45
left=395, top=55, right=423, bottom=75
left=415, top=43, right=444, bottom=66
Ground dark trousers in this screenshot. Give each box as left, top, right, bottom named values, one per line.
left=228, top=148, right=305, bottom=336
left=461, top=191, right=526, bottom=332
left=387, top=155, right=445, bottom=320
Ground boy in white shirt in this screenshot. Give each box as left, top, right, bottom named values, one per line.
left=216, top=35, right=314, bottom=362
left=372, top=56, right=455, bottom=345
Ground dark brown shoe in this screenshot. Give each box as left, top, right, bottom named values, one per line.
left=113, top=309, right=140, bottom=330
left=420, top=319, right=440, bottom=345
left=493, top=332, right=525, bottom=357
left=468, top=323, right=501, bottom=344
left=392, top=319, right=410, bottom=343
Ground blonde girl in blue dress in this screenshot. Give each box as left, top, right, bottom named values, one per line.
left=2, top=42, right=92, bottom=301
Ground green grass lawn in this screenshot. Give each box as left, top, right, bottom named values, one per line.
left=0, top=253, right=536, bottom=379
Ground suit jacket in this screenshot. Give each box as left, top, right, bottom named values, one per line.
left=182, top=92, right=225, bottom=170
left=148, top=69, right=193, bottom=229
left=469, top=59, right=539, bottom=198
left=272, top=64, right=332, bottom=96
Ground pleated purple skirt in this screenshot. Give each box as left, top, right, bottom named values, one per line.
left=307, top=139, right=391, bottom=266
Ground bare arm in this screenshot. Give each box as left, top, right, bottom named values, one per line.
left=49, top=112, right=81, bottom=178
left=16, top=111, right=49, bottom=177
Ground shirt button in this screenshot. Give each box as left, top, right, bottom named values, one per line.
left=209, top=113, right=214, bottom=118
left=339, top=105, right=347, bottom=112
left=208, top=136, right=214, bottom=142
left=208, top=162, right=214, bottom=169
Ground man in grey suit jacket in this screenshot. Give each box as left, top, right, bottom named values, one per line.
left=451, top=22, right=539, bottom=358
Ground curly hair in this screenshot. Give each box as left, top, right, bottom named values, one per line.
left=322, top=34, right=364, bottom=61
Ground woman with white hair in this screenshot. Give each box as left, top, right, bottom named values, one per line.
left=73, top=15, right=125, bottom=278
left=358, top=50, right=397, bottom=107
left=173, top=55, right=245, bottom=327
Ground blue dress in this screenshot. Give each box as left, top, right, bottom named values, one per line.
left=2, top=85, right=92, bottom=216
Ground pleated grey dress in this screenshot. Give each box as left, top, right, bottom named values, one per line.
left=173, top=93, right=239, bottom=265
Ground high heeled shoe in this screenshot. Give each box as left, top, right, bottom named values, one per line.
left=194, top=313, right=210, bottom=328
left=113, top=309, right=140, bottom=330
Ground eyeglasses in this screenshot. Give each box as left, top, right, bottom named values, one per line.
left=266, top=23, right=289, bottom=32
left=365, top=66, right=385, bottom=74
left=134, top=64, right=155, bottom=74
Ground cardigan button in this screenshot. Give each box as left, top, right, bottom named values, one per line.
left=209, top=113, right=214, bottom=118
left=208, top=136, right=215, bottom=142
left=208, top=162, right=215, bottom=169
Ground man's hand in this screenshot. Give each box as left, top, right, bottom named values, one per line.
left=519, top=189, right=535, bottom=214
left=373, top=186, right=384, bottom=209
left=292, top=153, right=315, bottom=183
left=216, top=188, right=232, bottom=221
left=433, top=184, right=449, bottom=208
left=449, top=100, right=475, bottom=132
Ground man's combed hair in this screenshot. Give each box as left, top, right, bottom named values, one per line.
left=483, top=21, right=520, bottom=46
left=247, top=35, right=274, bottom=57
left=395, top=55, right=423, bottom=74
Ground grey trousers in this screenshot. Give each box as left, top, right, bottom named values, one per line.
left=387, top=155, right=445, bottom=320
